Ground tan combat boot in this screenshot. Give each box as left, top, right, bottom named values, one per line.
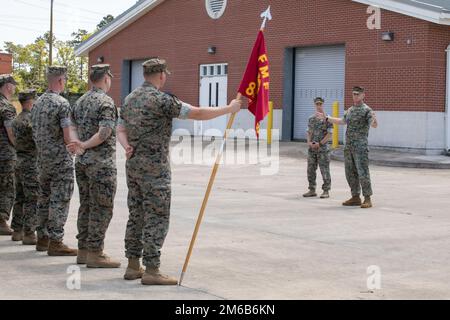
left=22, top=232, right=37, bottom=245
left=361, top=197, right=373, bottom=209
left=86, top=251, right=121, bottom=268
left=47, top=240, right=78, bottom=256
left=77, top=249, right=88, bottom=264
left=0, top=218, right=13, bottom=236
left=124, top=258, right=144, bottom=280
left=141, top=267, right=178, bottom=286
left=342, top=196, right=362, bottom=206
left=12, top=230, right=23, bottom=241
left=303, top=189, right=317, bottom=198
left=36, top=236, right=49, bottom=251
left=320, top=191, right=330, bottom=199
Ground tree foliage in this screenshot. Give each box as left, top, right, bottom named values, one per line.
left=2, top=15, right=114, bottom=94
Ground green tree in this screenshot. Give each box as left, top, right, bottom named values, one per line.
left=3, top=15, right=114, bottom=95
left=4, top=39, right=48, bottom=93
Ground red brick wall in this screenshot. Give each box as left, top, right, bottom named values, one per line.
left=89, top=0, right=450, bottom=113
left=0, top=53, right=12, bottom=74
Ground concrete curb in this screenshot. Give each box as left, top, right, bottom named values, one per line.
left=331, top=149, right=450, bottom=169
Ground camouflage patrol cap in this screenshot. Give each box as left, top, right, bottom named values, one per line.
left=142, top=58, right=171, bottom=75
left=18, top=89, right=37, bottom=102
left=46, top=66, right=67, bottom=77
left=0, top=74, right=18, bottom=87
left=352, top=86, right=365, bottom=94
left=91, top=64, right=114, bottom=78
left=314, top=97, right=324, bottom=103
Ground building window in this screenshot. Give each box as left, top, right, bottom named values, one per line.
left=224, top=65, right=228, bottom=75
left=210, top=66, right=215, bottom=76
left=205, top=0, right=227, bottom=19
left=217, top=65, right=222, bottom=75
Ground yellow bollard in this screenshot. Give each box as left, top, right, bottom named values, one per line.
left=267, top=101, right=274, bottom=145
left=332, top=101, right=339, bottom=149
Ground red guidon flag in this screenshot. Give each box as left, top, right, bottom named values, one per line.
left=238, top=30, right=270, bottom=138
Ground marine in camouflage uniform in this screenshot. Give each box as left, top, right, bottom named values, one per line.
left=31, top=66, right=77, bottom=255
left=118, top=58, right=240, bottom=285
left=303, top=97, right=332, bottom=199
left=323, top=86, right=378, bottom=208
left=69, top=64, right=120, bottom=268
left=11, top=90, right=39, bottom=244
left=0, top=74, right=17, bottom=236
left=120, top=60, right=184, bottom=284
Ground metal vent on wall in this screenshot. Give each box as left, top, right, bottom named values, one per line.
left=206, top=0, right=227, bottom=19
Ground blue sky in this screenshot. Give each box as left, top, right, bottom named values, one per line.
left=0, top=0, right=137, bottom=48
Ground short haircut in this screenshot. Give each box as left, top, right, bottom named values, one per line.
left=19, top=97, right=32, bottom=104
left=143, top=69, right=161, bottom=77
left=47, top=73, right=64, bottom=83
left=90, top=72, right=106, bottom=83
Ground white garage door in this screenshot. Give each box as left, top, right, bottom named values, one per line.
left=129, top=59, right=194, bottom=134
left=293, top=45, right=345, bottom=141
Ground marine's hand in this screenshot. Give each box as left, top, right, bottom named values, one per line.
left=229, top=99, right=242, bottom=114
left=125, top=145, right=134, bottom=160
left=67, top=140, right=85, bottom=156
left=311, top=142, right=320, bottom=150
left=316, top=112, right=326, bottom=120
left=371, top=111, right=378, bottom=128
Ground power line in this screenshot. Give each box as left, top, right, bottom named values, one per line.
left=0, top=22, right=68, bottom=37
left=36, top=0, right=111, bottom=16
left=0, top=16, right=98, bottom=24
left=14, top=0, right=60, bottom=13
left=14, top=0, right=106, bottom=18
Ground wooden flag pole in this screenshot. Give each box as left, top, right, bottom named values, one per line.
left=179, top=5, right=272, bottom=287
left=179, top=93, right=241, bottom=286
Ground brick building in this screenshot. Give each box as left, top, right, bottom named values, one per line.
left=0, top=53, right=12, bottom=74
left=75, top=0, right=450, bottom=154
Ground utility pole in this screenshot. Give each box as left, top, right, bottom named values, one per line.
left=49, top=0, right=54, bottom=65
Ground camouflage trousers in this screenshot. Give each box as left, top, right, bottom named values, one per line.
left=307, top=148, right=331, bottom=191
left=36, top=167, right=74, bottom=241
left=11, top=157, right=38, bottom=233
left=344, top=146, right=373, bottom=197
left=0, top=160, right=15, bottom=222
left=75, top=162, right=117, bottom=251
left=125, top=159, right=172, bottom=269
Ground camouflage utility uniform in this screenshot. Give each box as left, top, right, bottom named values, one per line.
left=71, top=87, right=117, bottom=251
left=307, top=115, right=333, bottom=192
left=343, top=103, right=373, bottom=197
left=31, top=90, right=74, bottom=241
left=0, top=92, right=17, bottom=223
left=11, top=108, right=38, bottom=233
left=119, top=81, right=189, bottom=269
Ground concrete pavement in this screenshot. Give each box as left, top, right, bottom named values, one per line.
left=1, top=140, right=450, bottom=300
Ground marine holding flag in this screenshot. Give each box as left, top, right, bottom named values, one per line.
left=238, top=30, right=270, bottom=137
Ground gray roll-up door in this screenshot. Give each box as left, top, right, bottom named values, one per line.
left=293, top=45, right=345, bottom=141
